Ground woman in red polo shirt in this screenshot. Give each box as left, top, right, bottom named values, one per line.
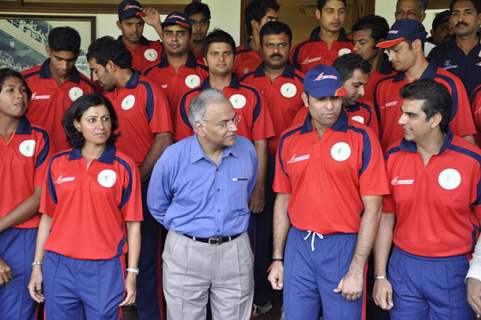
left=0, top=68, right=50, bottom=320
left=28, top=94, right=142, bottom=320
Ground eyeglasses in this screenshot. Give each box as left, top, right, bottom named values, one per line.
left=203, top=114, right=241, bottom=129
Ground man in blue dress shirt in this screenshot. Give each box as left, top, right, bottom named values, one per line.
left=147, top=88, right=257, bottom=320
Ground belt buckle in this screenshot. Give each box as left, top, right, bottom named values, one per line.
left=208, top=237, right=223, bottom=245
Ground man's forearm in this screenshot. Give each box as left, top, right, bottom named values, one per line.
left=349, top=195, right=382, bottom=273
left=140, top=133, right=172, bottom=181
left=272, top=193, right=291, bottom=259
left=254, top=140, right=268, bottom=187
left=373, top=213, right=395, bottom=276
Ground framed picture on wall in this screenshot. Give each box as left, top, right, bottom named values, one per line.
left=0, top=14, right=96, bottom=76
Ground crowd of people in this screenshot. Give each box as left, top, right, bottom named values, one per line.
left=0, top=0, right=481, bottom=319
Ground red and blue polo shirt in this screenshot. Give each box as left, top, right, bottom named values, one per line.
left=0, top=117, right=50, bottom=228
left=345, top=98, right=380, bottom=137
left=429, top=37, right=481, bottom=97
left=120, top=36, right=164, bottom=73
left=290, top=27, right=353, bottom=74
left=384, top=132, right=481, bottom=257
left=233, top=44, right=262, bottom=76
left=241, top=63, right=304, bottom=154
left=104, top=71, right=173, bottom=166
left=374, top=61, right=476, bottom=150
left=175, top=76, right=275, bottom=142
left=41, top=145, right=142, bottom=260
left=23, top=60, right=96, bottom=153
left=143, top=53, right=208, bottom=118
left=273, top=111, right=389, bottom=234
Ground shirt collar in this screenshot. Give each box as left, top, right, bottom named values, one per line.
left=124, top=70, right=141, bottom=89
left=394, top=60, right=437, bottom=82
left=201, top=75, right=240, bottom=90
left=158, top=53, right=198, bottom=69
left=254, top=63, right=296, bottom=78
left=117, top=35, right=149, bottom=46
left=40, top=59, right=81, bottom=83
left=399, top=130, right=453, bottom=154
left=68, top=144, right=117, bottom=164
left=310, top=26, right=349, bottom=42
left=300, top=110, right=349, bottom=134
left=190, top=135, right=238, bottom=163
left=16, top=117, right=32, bottom=135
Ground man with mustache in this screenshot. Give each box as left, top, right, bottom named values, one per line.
left=429, top=0, right=481, bottom=97
left=374, top=19, right=475, bottom=150
left=234, top=0, right=280, bottom=76
left=240, top=21, right=304, bottom=317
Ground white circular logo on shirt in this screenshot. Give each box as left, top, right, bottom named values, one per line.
left=230, top=94, right=247, bottom=109
left=19, top=139, right=36, bottom=157
left=338, top=48, right=352, bottom=57
left=144, top=49, right=158, bottom=62
left=438, top=168, right=461, bottom=190
left=68, top=87, right=83, bottom=101
left=330, top=142, right=351, bottom=162
left=121, top=95, right=136, bottom=110
left=97, top=169, right=117, bottom=188
left=185, top=74, right=201, bottom=88
left=351, top=115, right=365, bottom=124
left=280, top=83, right=297, bottom=98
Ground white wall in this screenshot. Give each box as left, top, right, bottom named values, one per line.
left=1, top=0, right=242, bottom=45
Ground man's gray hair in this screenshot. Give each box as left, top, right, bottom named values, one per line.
left=188, top=88, right=229, bottom=128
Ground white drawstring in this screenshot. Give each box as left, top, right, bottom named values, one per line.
left=303, top=231, right=324, bottom=251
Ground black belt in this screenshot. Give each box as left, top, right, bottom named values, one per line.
left=183, top=233, right=242, bottom=245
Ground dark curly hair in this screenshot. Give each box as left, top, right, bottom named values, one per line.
left=63, top=94, right=119, bottom=148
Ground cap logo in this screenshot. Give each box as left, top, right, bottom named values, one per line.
left=169, top=14, right=185, bottom=21
left=313, top=72, right=338, bottom=81
left=124, top=4, right=142, bottom=11
left=388, top=30, right=399, bottom=34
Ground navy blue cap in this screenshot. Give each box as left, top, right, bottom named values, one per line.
left=304, top=65, right=346, bottom=99
left=162, top=12, right=192, bottom=31
left=432, top=10, right=451, bottom=31
left=118, top=0, right=144, bottom=21
left=377, top=19, right=428, bottom=49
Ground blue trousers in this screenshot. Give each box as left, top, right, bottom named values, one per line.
left=43, top=251, right=124, bottom=320
left=0, top=228, right=38, bottom=320
left=283, top=227, right=362, bottom=320
left=389, top=247, right=474, bottom=320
